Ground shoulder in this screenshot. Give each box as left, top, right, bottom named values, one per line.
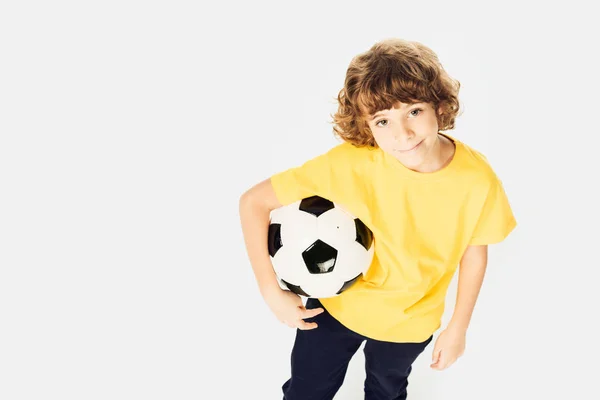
left=321, top=140, right=377, bottom=166
left=328, top=140, right=375, bottom=156
left=457, top=140, right=499, bottom=178
left=454, top=138, right=504, bottom=193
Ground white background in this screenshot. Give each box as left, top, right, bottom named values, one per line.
left=1, top=1, right=599, bottom=399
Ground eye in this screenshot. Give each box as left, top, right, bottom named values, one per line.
left=375, top=108, right=423, bottom=127
left=375, top=119, right=388, bottom=127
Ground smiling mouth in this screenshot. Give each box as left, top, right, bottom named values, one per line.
left=395, top=140, right=423, bottom=152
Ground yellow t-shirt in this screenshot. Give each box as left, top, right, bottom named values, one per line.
left=270, top=133, right=517, bottom=342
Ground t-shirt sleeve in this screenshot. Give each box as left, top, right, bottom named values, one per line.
left=269, top=143, right=364, bottom=207
left=270, top=146, right=337, bottom=206
left=469, top=177, right=517, bottom=245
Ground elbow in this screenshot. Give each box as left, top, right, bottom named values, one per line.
left=239, top=189, right=250, bottom=210
left=239, top=187, right=257, bottom=214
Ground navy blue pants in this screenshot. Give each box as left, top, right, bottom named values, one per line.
left=282, top=298, right=433, bottom=400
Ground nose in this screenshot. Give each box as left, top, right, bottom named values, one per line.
left=391, top=116, right=412, bottom=136
left=393, top=125, right=414, bottom=141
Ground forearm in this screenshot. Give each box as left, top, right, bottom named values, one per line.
left=239, top=192, right=280, bottom=296
left=448, top=245, right=488, bottom=331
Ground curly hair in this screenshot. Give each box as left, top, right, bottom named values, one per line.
left=330, top=38, right=462, bottom=148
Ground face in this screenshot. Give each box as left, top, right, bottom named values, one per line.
left=366, top=101, right=442, bottom=169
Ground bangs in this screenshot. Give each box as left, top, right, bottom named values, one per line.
left=354, top=72, right=431, bottom=120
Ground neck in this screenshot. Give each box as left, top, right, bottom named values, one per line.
left=420, top=133, right=454, bottom=172
left=436, top=133, right=455, bottom=169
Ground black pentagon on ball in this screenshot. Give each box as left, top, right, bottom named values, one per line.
left=299, top=195, right=335, bottom=217
left=281, top=279, right=310, bottom=297
left=336, top=273, right=362, bottom=295
left=354, top=219, right=373, bottom=251
left=302, top=239, right=337, bottom=274
left=267, top=223, right=283, bottom=257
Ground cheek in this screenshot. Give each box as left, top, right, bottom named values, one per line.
left=372, top=132, right=394, bottom=149
left=371, top=131, right=385, bottom=145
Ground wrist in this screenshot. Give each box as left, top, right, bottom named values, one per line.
left=260, top=281, right=282, bottom=299
left=447, top=319, right=469, bottom=333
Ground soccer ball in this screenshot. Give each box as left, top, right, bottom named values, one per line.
left=267, top=195, right=374, bottom=298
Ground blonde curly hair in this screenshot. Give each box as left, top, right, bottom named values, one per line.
left=330, top=38, right=462, bottom=147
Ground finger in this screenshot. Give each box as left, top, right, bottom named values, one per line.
left=431, top=348, right=441, bottom=364
left=302, top=307, right=325, bottom=319
left=432, top=351, right=446, bottom=369
left=430, top=362, right=443, bottom=370
left=297, top=320, right=319, bottom=330
left=430, top=351, right=442, bottom=369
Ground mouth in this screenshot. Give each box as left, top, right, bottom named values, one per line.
left=395, top=140, right=423, bottom=152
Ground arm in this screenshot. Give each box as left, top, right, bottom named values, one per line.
left=239, top=178, right=325, bottom=329
left=430, top=244, right=488, bottom=370
left=431, top=175, right=515, bottom=370
left=238, top=177, right=284, bottom=298
left=448, top=244, right=488, bottom=331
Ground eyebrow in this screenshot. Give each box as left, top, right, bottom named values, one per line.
left=370, top=102, right=424, bottom=120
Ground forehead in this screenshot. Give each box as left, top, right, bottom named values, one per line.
left=364, top=100, right=427, bottom=119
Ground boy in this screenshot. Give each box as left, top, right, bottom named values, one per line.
left=239, top=38, right=516, bottom=399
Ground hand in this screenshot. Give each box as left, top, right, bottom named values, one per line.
left=263, top=287, right=325, bottom=330
left=430, top=326, right=466, bottom=370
